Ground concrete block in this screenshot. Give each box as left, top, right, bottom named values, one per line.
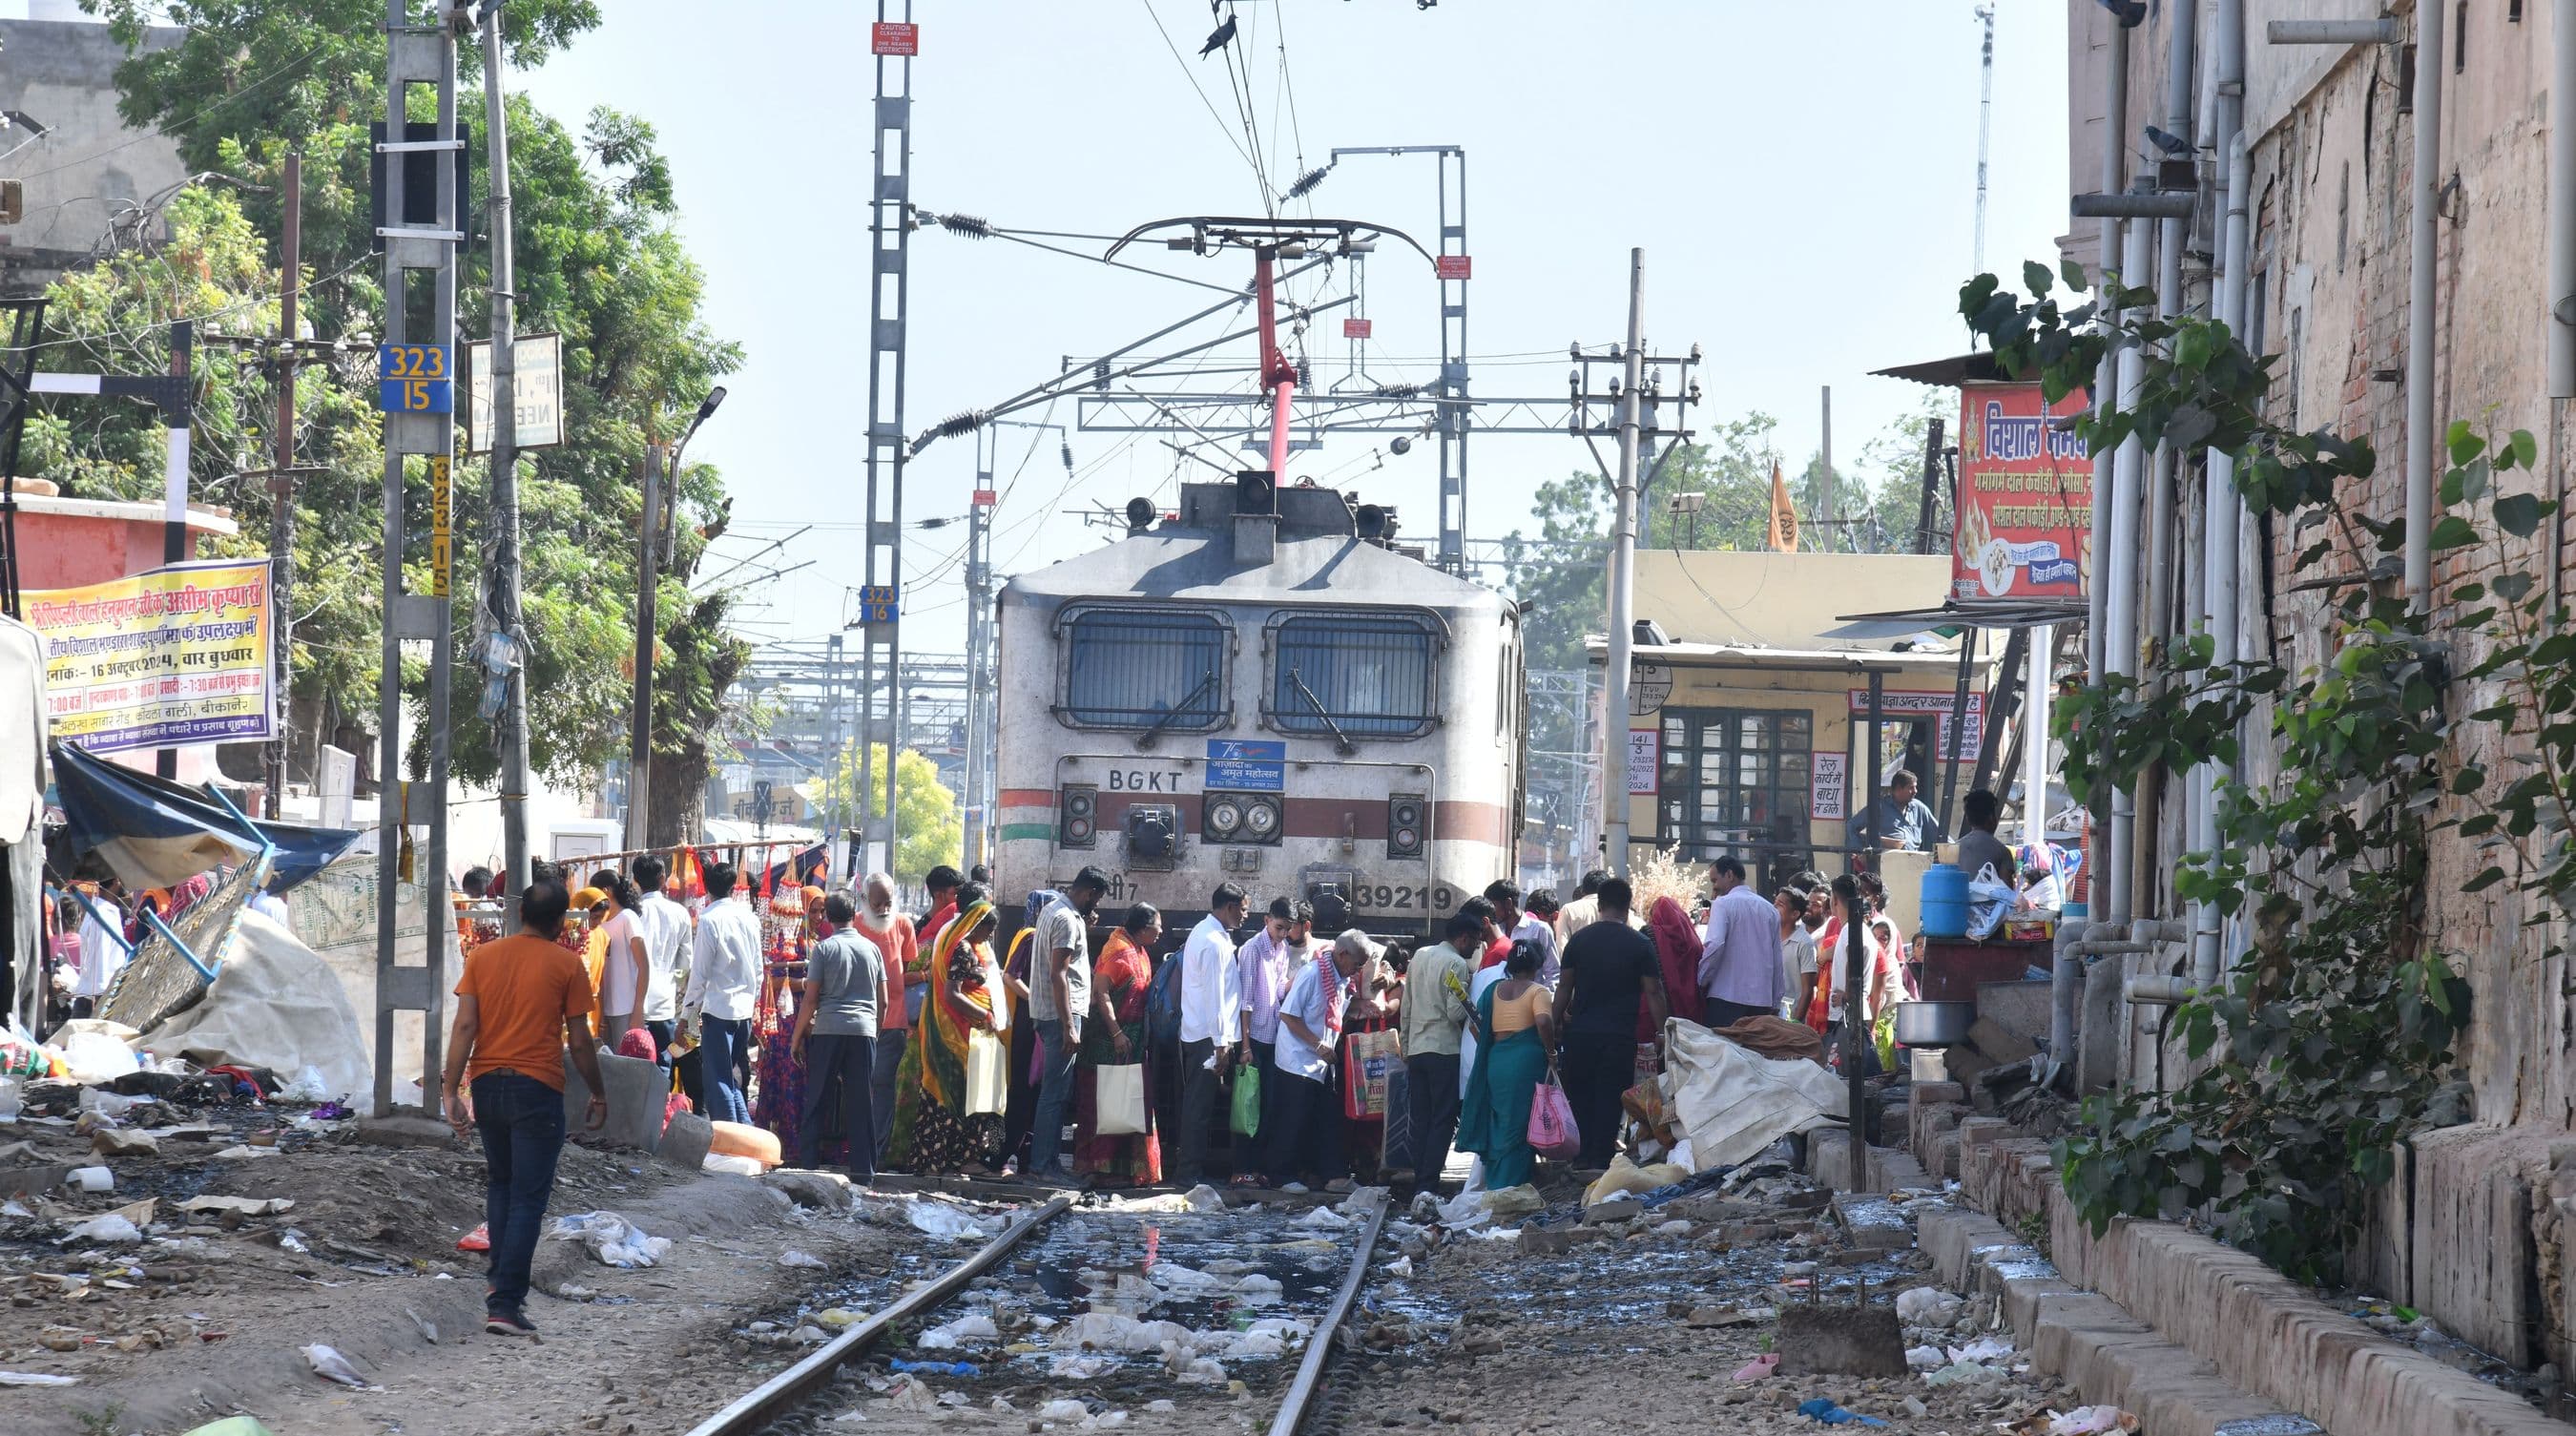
left=1971, top=978, right=2052, bottom=1051
left=561, top=1049, right=668, bottom=1152
left=1965, top=1013, right=2040, bottom=1065
left=656, top=1110, right=715, bottom=1172
left=1908, top=1081, right=1967, bottom=1108
left=2078, top=954, right=2127, bottom=1093
left=354, top=1114, right=457, bottom=1149
left=0, top=1164, right=73, bottom=1197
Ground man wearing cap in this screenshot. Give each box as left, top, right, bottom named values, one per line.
left=1257, top=929, right=1374, bottom=1194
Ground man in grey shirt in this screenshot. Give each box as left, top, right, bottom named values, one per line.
left=1027, top=865, right=1109, bottom=1183
left=792, top=890, right=886, bottom=1183
left=1955, top=789, right=2020, bottom=884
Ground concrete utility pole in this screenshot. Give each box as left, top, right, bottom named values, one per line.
left=263, top=152, right=301, bottom=819
left=1817, top=385, right=1835, bottom=554
left=626, top=442, right=664, bottom=850
left=373, top=0, right=462, bottom=1115
left=963, top=430, right=998, bottom=874
left=1601, top=249, right=1647, bottom=876
left=857, top=0, right=917, bottom=878
left=478, top=3, right=532, bottom=903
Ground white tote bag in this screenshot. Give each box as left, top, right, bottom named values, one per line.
left=1095, top=1062, right=1149, bottom=1135
left=965, top=1030, right=1009, bottom=1117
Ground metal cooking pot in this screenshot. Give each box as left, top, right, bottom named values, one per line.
left=1891, top=1000, right=1977, bottom=1049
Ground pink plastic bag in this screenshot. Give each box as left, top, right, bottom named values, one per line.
left=1527, top=1079, right=1580, bottom=1160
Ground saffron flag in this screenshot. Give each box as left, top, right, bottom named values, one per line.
left=1767, top=463, right=1800, bottom=552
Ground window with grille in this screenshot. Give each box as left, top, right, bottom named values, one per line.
left=1270, top=615, right=1438, bottom=739
left=1059, top=608, right=1227, bottom=730
left=1655, top=706, right=1817, bottom=890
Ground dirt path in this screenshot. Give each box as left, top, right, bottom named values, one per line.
left=10, top=1160, right=923, bottom=1436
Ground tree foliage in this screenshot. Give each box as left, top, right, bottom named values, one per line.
left=821, top=744, right=966, bottom=886
left=42, top=1, right=745, bottom=812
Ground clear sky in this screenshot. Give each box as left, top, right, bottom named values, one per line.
left=14, top=0, right=2074, bottom=660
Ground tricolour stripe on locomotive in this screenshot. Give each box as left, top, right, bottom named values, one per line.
left=993, top=480, right=1525, bottom=940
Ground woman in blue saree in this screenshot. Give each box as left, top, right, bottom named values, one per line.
left=1454, top=940, right=1559, bottom=1190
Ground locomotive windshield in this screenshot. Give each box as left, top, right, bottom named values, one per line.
left=1061, top=608, right=1227, bottom=730
left=1271, top=615, right=1437, bottom=739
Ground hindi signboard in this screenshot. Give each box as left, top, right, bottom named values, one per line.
left=28, top=559, right=277, bottom=754
left=1954, top=381, right=2091, bottom=603
left=1810, top=751, right=1849, bottom=822
left=464, top=333, right=565, bottom=452
left=1627, top=728, right=1659, bottom=796
left=1847, top=688, right=1988, bottom=762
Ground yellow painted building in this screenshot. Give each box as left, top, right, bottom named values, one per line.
left=1593, top=551, right=2002, bottom=885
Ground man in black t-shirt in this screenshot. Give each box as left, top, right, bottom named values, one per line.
left=1549, top=877, right=1669, bottom=1171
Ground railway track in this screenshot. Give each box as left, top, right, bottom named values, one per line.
left=685, top=1190, right=1391, bottom=1436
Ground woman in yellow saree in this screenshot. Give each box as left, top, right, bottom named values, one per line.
left=907, top=900, right=1009, bottom=1175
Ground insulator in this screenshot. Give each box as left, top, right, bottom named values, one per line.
left=1286, top=165, right=1330, bottom=199
left=1060, top=443, right=1075, bottom=472
left=937, top=212, right=992, bottom=239
left=1375, top=382, right=1420, bottom=399
left=931, top=409, right=989, bottom=440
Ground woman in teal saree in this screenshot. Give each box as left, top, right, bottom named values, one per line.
left=1454, top=941, right=1559, bottom=1190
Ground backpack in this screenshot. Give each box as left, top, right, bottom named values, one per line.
left=1146, top=949, right=1185, bottom=1052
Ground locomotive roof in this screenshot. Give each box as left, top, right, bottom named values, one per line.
left=1003, top=511, right=1508, bottom=617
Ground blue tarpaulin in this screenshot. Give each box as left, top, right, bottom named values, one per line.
left=49, top=740, right=362, bottom=893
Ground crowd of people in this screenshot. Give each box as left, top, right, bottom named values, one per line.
left=436, top=780, right=2062, bottom=1336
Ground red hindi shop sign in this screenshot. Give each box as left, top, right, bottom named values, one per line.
left=1953, top=381, right=2092, bottom=603
left=871, top=21, right=919, bottom=55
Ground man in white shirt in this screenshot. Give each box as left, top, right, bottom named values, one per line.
left=73, top=883, right=129, bottom=1019
left=629, top=854, right=695, bottom=1075
left=1256, top=930, right=1373, bottom=1193
left=681, top=861, right=763, bottom=1124
left=1175, top=883, right=1248, bottom=1186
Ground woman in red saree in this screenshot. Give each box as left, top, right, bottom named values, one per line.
left=1643, top=896, right=1704, bottom=1041
left=1072, top=904, right=1163, bottom=1187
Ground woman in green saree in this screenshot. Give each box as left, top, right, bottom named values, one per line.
left=1454, top=940, right=1559, bottom=1191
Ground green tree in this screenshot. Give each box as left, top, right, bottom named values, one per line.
left=820, top=744, right=965, bottom=886
left=55, top=1, right=744, bottom=831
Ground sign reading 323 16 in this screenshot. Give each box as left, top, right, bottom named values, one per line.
left=377, top=343, right=453, bottom=414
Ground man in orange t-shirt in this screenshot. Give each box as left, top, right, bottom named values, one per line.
left=442, top=873, right=608, bottom=1338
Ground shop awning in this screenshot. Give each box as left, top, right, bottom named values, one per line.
left=1826, top=599, right=2086, bottom=635
left=49, top=740, right=363, bottom=892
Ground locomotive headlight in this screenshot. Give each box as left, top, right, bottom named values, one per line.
left=1206, top=798, right=1244, bottom=839
left=1244, top=799, right=1280, bottom=838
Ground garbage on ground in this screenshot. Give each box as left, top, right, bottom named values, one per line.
left=67, top=1166, right=113, bottom=1193
left=549, top=1210, right=673, bottom=1267
left=779, top=1248, right=826, bottom=1269
left=179, top=1420, right=277, bottom=1436
left=1895, top=1286, right=1963, bottom=1325
left=0, top=1370, right=81, bottom=1385
left=888, top=1358, right=978, bottom=1377
left=301, top=1343, right=379, bottom=1388
left=1336, top=1185, right=1387, bottom=1216
left=1481, top=1183, right=1544, bottom=1217
left=1036, top=1399, right=1091, bottom=1423
left=2026, top=1406, right=2140, bottom=1435
left=1583, top=1153, right=1691, bottom=1207
left=815, top=1306, right=864, bottom=1329
left=1292, top=1204, right=1352, bottom=1229
left=61, top=1213, right=141, bottom=1244
left=883, top=1374, right=940, bottom=1410
left=1945, top=1336, right=2015, bottom=1364
left=1922, top=1361, right=2003, bottom=1386
left=180, top=1195, right=294, bottom=1217
left=919, top=1313, right=1002, bottom=1349
left=1048, top=1352, right=1120, bottom=1380
left=454, top=1222, right=490, bottom=1251
left=902, top=1197, right=1003, bottom=1240
left=211, top=1145, right=278, bottom=1159
left=702, top=1152, right=765, bottom=1177
left=1905, top=1344, right=1946, bottom=1369
left=1182, top=1183, right=1224, bottom=1212
left=1796, top=1398, right=1890, bottom=1427
left=1660, top=1016, right=1846, bottom=1171
left=1733, top=1353, right=1779, bottom=1381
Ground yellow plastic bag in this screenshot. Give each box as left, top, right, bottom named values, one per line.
left=1582, top=1153, right=1692, bottom=1208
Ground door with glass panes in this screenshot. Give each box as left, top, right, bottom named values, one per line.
left=1655, top=707, right=1818, bottom=890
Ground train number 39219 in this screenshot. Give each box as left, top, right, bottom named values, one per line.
left=1357, top=884, right=1455, bottom=912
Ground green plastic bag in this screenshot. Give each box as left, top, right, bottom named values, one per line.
left=1230, top=1061, right=1261, bottom=1138
left=1872, top=1007, right=1899, bottom=1072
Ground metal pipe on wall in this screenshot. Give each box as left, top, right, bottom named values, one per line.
left=2551, top=0, right=2576, bottom=399
left=2086, top=11, right=2131, bottom=921
left=2107, top=217, right=2150, bottom=928
left=2404, top=0, right=2446, bottom=603
left=2192, top=131, right=2253, bottom=991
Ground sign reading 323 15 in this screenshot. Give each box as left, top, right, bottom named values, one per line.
left=377, top=343, right=453, bottom=414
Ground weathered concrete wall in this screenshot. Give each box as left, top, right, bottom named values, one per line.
left=0, top=18, right=189, bottom=296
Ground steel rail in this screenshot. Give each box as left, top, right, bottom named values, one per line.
left=684, top=1194, right=1074, bottom=1436
left=1267, top=1191, right=1390, bottom=1436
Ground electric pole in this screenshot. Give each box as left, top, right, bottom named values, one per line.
left=626, top=442, right=664, bottom=850
left=1974, top=4, right=1996, bottom=274
left=858, top=0, right=917, bottom=878
left=963, top=430, right=995, bottom=873
left=1600, top=250, right=1646, bottom=876
left=372, top=0, right=462, bottom=1115
left=263, top=152, right=301, bottom=818
left=478, top=3, right=532, bottom=903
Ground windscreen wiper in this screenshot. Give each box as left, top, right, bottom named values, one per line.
left=1287, top=668, right=1355, bottom=755
left=1140, top=669, right=1217, bottom=747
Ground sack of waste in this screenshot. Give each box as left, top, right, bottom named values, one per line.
left=1895, top=1287, right=1963, bottom=1325
left=548, top=1211, right=672, bottom=1267
left=1582, top=1153, right=1690, bottom=1208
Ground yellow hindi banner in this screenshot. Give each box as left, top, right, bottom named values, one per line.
left=26, top=558, right=278, bottom=754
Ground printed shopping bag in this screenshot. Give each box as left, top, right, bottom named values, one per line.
left=1340, top=1028, right=1402, bottom=1119
left=1527, top=1079, right=1581, bottom=1161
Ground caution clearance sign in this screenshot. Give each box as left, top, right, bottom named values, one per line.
left=26, top=558, right=278, bottom=754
